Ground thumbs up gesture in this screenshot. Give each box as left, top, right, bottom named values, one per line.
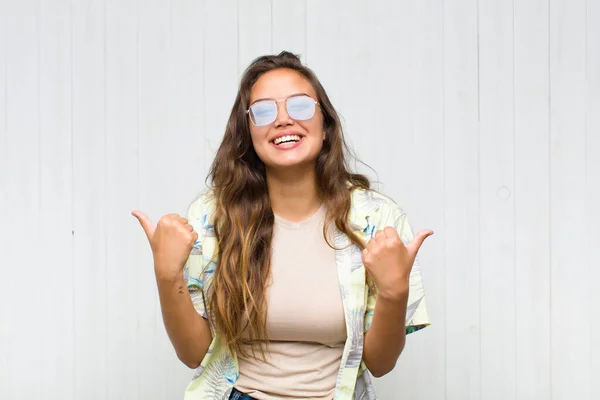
left=361, top=227, right=433, bottom=301
left=132, top=211, right=199, bottom=281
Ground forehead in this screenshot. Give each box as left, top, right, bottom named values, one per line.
left=250, top=68, right=316, bottom=103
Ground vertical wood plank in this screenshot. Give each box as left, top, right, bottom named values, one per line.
left=203, top=0, right=238, bottom=175
left=4, top=1, right=41, bottom=397
left=39, top=0, right=74, bottom=398
left=305, top=0, right=374, bottom=181
left=305, top=0, right=341, bottom=93
left=549, top=0, right=590, bottom=397
left=389, top=0, right=447, bottom=398
left=0, top=1, right=8, bottom=395
left=513, top=1, right=552, bottom=398
left=72, top=0, right=107, bottom=397
left=164, top=0, right=206, bottom=394
left=443, top=1, right=481, bottom=399
left=271, top=0, right=306, bottom=56
left=351, top=0, right=410, bottom=189
left=478, top=1, right=516, bottom=398
left=237, top=0, right=272, bottom=75
left=105, top=0, right=139, bottom=397
left=137, top=0, right=171, bottom=397
left=586, top=0, right=600, bottom=397
left=167, top=0, right=205, bottom=213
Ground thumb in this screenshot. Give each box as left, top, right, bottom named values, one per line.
left=407, top=229, right=434, bottom=256
left=131, top=210, right=156, bottom=241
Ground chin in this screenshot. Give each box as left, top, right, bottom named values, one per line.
left=266, top=158, right=316, bottom=171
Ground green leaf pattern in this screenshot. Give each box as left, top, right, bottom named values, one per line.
left=182, top=188, right=430, bottom=400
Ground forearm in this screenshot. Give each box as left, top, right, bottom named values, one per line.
left=362, top=287, right=409, bottom=377
left=156, top=273, right=212, bottom=369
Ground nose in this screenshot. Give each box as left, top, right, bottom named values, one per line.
left=274, top=101, right=294, bottom=128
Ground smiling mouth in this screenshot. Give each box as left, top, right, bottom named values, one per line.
left=272, top=135, right=302, bottom=145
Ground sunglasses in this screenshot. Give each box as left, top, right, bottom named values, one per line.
left=246, top=95, right=320, bottom=126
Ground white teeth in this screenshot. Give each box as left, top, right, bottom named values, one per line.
left=274, top=135, right=301, bottom=145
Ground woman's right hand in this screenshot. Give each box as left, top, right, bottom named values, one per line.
left=131, top=210, right=198, bottom=281
left=132, top=210, right=211, bottom=367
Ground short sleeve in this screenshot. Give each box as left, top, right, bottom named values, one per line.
left=364, top=206, right=431, bottom=335
left=183, top=195, right=209, bottom=320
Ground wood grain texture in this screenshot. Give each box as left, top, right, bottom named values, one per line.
left=39, top=0, right=74, bottom=397
left=71, top=0, right=107, bottom=398
left=203, top=0, right=238, bottom=177
left=105, top=0, right=139, bottom=397
left=0, top=1, right=8, bottom=394
left=478, top=0, right=516, bottom=398
left=237, top=0, right=271, bottom=75
left=550, top=0, right=590, bottom=398
left=588, top=1, right=600, bottom=397
left=0, top=1, right=598, bottom=399
left=271, top=0, right=306, bottom=57
left=4, top=0, right=42, bottom=397
left=443, top=1, right=481, bottom=398
left=514, top=0, right=552, bottom=398
left=137, top=0, right=170, bottom=397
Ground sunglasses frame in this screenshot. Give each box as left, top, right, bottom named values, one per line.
left=246, top=95, right=320, bottom=126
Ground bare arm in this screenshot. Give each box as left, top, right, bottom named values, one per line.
left=362, top=286, right=409, bottom=377
left=156, top=273, right=212, bottom=369
left=360, top=208, right=432, bottom=378
left=132, top=209, right=213, bottom=369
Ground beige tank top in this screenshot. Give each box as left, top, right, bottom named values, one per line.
left=234, top=204, right=347, bottom=399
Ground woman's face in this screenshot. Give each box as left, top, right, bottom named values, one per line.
left=247, top=68, right=325, bottom=171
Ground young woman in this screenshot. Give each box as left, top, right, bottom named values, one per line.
left=133, top=51, right=432, bottom=400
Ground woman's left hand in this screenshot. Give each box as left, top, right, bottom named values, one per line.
left=361, top=226, right=433, bottom=301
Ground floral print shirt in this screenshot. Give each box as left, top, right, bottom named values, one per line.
left=182, top=187, right=430, bottom=399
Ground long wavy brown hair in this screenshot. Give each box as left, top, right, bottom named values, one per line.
left=207, top=51, right=371, bottom=358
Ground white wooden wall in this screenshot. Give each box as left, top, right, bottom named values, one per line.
left=1, top=1, right=598, bottom=399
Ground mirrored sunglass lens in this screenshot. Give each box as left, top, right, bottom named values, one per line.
left=287, top=97, right=315, bottom=120
left=250, top=101, right=276, bottom=126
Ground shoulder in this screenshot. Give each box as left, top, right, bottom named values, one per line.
left=349, top=187, right=406, bottom=226
left=186, top=187, right=216, bottom=221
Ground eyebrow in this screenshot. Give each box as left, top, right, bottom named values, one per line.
left=250, top=92, right=311, bottom=105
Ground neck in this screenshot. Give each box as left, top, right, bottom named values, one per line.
left=266, top=164, right=322, bottom=223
